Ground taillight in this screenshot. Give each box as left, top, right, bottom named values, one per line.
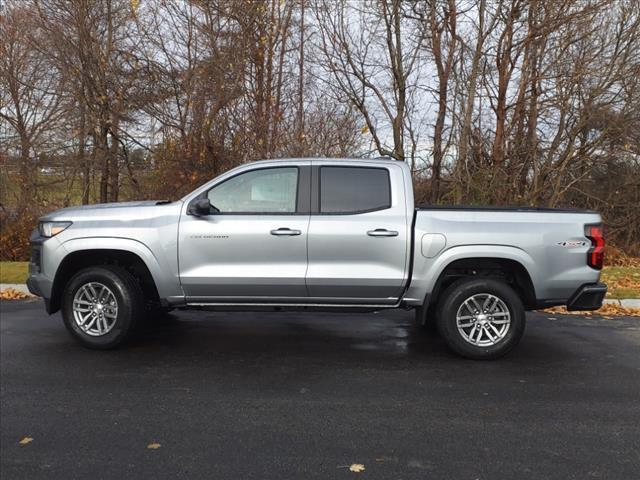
left=585, top=224, right=605, bottom=270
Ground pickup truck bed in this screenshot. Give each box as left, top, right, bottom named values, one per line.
left=417, top=205, right=595, bottom=213
left=407, top=206, right=604, bottom=309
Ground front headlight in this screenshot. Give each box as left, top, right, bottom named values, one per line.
left=39, top=221, right=72, bottom=237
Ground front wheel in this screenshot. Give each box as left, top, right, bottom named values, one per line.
left=436, top=278, right=526, bottom=360
left=61, top=265, right=144, bottom=349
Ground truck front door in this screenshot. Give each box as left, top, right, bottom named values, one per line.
left=178, top=164, right=311, bottom=302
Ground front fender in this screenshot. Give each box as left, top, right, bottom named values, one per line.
left=59, top=237, right=183, bottom=299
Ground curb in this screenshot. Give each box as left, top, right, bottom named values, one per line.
left=603, top=298, right=640, bottom=309
left=0, top=284, right=31, bottom=294
left=2, top=284, right=638, bottom=307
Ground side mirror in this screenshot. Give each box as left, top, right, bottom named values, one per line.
left=188, top=198, right=219, bottom=216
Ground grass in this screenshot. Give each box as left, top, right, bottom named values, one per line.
left=1, top=261, right=638, bottom=298
left=0, top=262, right=29, bottom=284
left=601, top=266, right=640, bottom=299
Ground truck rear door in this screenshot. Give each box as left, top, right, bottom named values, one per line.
left=305, top=161, right=410, bottom=303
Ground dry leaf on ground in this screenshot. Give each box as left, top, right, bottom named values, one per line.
left=543, top=304, right=640, bottom=317
left=0, top=288, right=34, bottom=300
left=349, top=464, right=365, bottom=473
left=147, top=443, right=161, bottom=449
left=604, top=274, right=640, bottom=295
left=18, top=437, right=33, bottom=445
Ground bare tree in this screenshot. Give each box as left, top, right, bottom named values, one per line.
left=313, top=0, right=423, bottom=163
left=0, top=4, right=65, bottom=207
left=413, top=0, right=459, bottom=201
left=32, top=0, right=142, bottom=202
left=2, top=0, right=640, bottom=258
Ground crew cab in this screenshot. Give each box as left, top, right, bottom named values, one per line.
left=27, top=158, right=607, bottom=359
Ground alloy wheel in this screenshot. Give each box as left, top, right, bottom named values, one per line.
left=72, top=282, right=119, bottom=336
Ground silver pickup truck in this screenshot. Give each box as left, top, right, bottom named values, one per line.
left=27, top=158, right=607, bottom=359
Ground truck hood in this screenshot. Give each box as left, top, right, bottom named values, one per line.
left=41, top=200, right=174, bottom=221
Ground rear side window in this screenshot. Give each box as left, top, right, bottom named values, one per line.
left=320, top=166, right=391, bottom=214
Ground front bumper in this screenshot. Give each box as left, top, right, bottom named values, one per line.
left=26, top=274, right=54, bottom=312
left=566, top=282, right=607, bottom=311
left=26, top=276, right=43, bottom=297
left=27, top=229, right=55, bottom=312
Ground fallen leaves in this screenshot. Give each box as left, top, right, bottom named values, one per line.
left=543, top=304, right=640, bottom=317
left=0, top=288, right=33, bottom=300
left=17, top=435, right=163, bottom=449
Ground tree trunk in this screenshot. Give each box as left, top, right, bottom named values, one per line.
left=18, top=129, right=33, bottom=208
left=429, top=0, right=457, bottom=203
left=79, top=102, right=90, bottom=204
left=108, top=121, right=119, bottom=202
left=455, top=0, right=487, bottom=202
left=98, top=124, right=109, bottom=203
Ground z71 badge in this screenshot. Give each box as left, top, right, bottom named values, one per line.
left=557, top=241, right=587, bottom=248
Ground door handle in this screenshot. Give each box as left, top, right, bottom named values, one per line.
left=367, top=229, right=399, bottom=237
left=271, top=228, right=302, bottom=236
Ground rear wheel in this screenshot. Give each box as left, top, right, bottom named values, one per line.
left=61, top=265, right=144, bottom=349
left=436, top=278, right=525, bottom=360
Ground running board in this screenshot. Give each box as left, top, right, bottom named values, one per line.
left=185, top=301, right=402, bottom=309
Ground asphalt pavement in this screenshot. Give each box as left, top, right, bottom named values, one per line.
left=1, top=299, right=639, bottom=479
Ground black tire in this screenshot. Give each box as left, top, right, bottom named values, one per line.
left=61, top=265, right=144, bottom=349
left=436, top=278, right=525, bottom=360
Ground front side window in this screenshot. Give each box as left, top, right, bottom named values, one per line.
left=320, top=166, right=391, bottom=214
left=207, top=167, right=298, bottom=213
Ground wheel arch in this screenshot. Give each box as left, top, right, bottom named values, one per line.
left=425, top=256, right=537, bottom=312
left=50, top=246, right=162, bottom=314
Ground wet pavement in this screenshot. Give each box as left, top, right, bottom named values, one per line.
left=1, top=299, right=639, bottom=479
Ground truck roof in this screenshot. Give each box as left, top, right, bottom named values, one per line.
left=252, top=157, right=398, bottom=165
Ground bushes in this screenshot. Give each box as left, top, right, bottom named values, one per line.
left=0, top=209, right=38, bottom=261
left=607, top=246, right=640, bottom=268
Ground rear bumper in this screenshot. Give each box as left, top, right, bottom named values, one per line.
left=566, top=283, right=607, bottom=311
